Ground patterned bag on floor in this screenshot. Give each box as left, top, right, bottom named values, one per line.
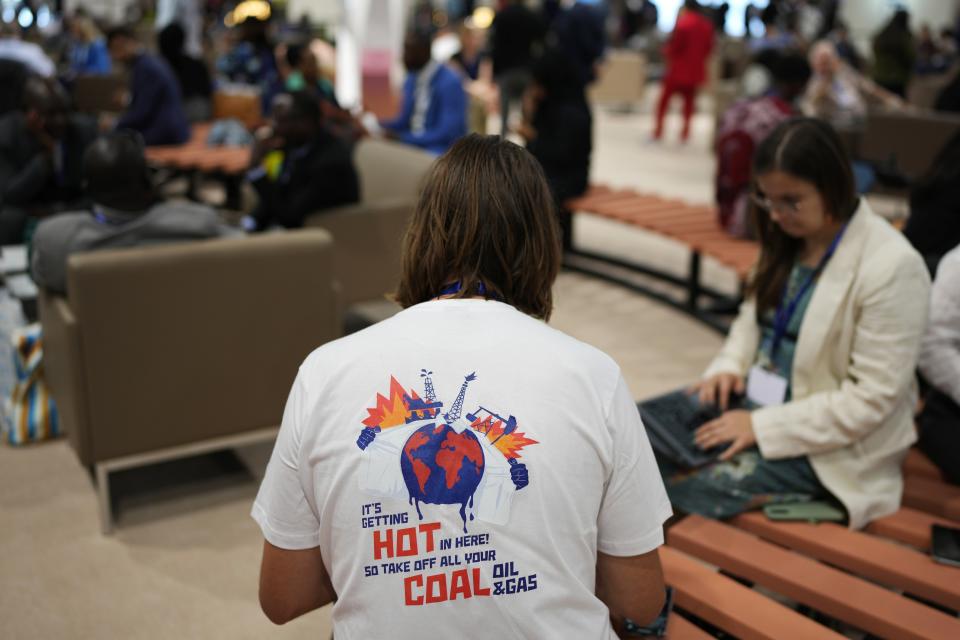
left=3, top=324, right=59, bottom=444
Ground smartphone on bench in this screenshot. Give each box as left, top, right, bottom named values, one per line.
left=931, top=525, right=960, bottom=568
left=763, top=501, right=846, bottom=523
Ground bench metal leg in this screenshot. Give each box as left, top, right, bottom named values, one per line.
left=95, top=463, right=113, bottom=535
left=224, top=174, right=242, bottom=211
left=186, top=170, right=200, bottom=202
left=687, top=251, right=702, bottom=311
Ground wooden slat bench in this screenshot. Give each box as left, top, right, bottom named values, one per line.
left=904, top=476, right=960, bottom=520
left=665, top=612, right=713, bottom=640
left=731, top=511, right=960, bottom=611
left=565, top=185, right=758, bottom=332
left=866, top=506, right=959, bottom=551
left=670, top=515, right=960, bottom=640
left=144, top=124, right=251, bottom=209
left=904, top=447, right=946, bottom=482
left=660, top=546, right=844, bottom=639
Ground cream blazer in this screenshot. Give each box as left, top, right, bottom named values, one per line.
left=704, top=200, right=931, bottom=529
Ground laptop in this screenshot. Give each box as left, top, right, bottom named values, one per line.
left=638, top=388, right=743, bottom=468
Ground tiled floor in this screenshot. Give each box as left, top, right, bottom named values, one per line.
left=0, top=101, right=727, bottom=638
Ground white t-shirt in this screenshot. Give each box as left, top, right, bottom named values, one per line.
left=252, top=299, right=671, bottom=639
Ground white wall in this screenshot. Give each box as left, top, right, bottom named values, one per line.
left=63, top=0, right=130, bottom=22
left=287, top=0, right=342, bottom=24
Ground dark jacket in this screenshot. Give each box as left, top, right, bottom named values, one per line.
left=116, top=53, right=190, bottom=145
left=0, top=111, right=97, bottom=212
left=490, top=4, right=546, bottom=76
left=527, top=98, right=592, bottom=204
left=904, top=183, right=960, bottom=274
left=31, top=201, right=237, bottom=294
left=0, top=59, right=27, bottom=117
left=164, top=53, right=212, bottom=101
left=551, top=2, right=606, bottom=86
left=251, top=130, right=360, bottom=230
left=935, top=73, right=960, bottom=113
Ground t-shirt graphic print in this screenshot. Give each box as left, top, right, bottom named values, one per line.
left=252, top=299, right=671, bottom=638
left=357, top=370, right=536, bottom=530
left=355, top=369, right=539, bottom=605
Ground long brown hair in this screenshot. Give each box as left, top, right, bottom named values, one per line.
left=747, top=118, right=858, bottom=314
left=395, top=134, right=561, bottom=320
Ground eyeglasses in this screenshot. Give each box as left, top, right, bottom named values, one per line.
left=750, top=192, right=802, bottom=215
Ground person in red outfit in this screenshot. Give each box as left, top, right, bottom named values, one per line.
left=653, top=0, right=715, bottom=142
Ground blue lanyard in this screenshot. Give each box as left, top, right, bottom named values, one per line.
left=770, top=225, right=847, bottom=360
left=439, top=281, right=495, bottom=298
left=93, top=207, right=129, bottom=226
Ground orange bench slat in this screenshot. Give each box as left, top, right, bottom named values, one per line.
left=904, top=448, right=945, bottom=481
left=572, top=182, right=762, bottom=282
left=667, top=612, right=712, bottom=640
left=567, top=189, right=638, bottom=211
left=610, top=211, right=715, bottom=233
left=564, top=184, right=614, bottom=209
left=904, top=476, right=960, bottom=520
left=603, top=205, right=702, bottom=225
left=645, top=218, right=722, bottom=238
left=660, top=547, right=843, bottom=640
left=670, top=515, right=960, bottom=640
left=601, top=197, right=689, bottom=215
left=866, top=507, right=960, bottom=551
left=732, top=511, right=960, bottom=611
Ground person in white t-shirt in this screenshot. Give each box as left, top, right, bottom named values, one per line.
left=252, top=134, right=671, bottom=637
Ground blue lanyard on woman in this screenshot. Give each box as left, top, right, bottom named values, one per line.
left=438, top=281, right=498, bottom=299
left=769, top=224, right=847, bottom=360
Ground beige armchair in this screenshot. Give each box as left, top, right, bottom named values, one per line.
left=39, top=230, right=340, bottom=533
left=305, top=138, right=436, bottom=332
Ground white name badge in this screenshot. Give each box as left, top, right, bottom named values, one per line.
left=746, top=365, right=788, bottom=407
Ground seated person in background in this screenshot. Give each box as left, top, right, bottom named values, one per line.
left=380, top=31, right=467, bottom=155
left=245, top=91, right=359, bottom=232
left=158, top=23, right=212, bottom=123
left=106, top=26, right=190, bottom=146
left=284, top=44, right=338, bottom=107
left=716, top=51, right=811, bottom=237
left=0, top=23, right=55, bottom=77
left=215, top=17, right=280, bottom=114
left=65, top=14, right=111, bottom=76
left=0, top=76, right=97, bottom=245
left=519, top=50, right=592, bottom=251
left=903, top=132, right=960, bottom=275
left=450, top=22, right=489, bottom=82
left=283, top=43, right=362, bottom=143
left=253, top=134, right=670, bottom=636
left=801, top=40, right=903, bottom=129
left=667, top=118, right=929, bottom=530
left=31, top=131, right=236, bottom=294
left=916, top=245, right=960, bottom=485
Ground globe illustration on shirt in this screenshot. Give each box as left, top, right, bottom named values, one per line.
left=401, top=423, right=484, bottom=529
left=356, top=370, right=538, bottom=530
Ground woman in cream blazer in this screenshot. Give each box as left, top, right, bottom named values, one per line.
left=689, top=119, right=930, bottom=530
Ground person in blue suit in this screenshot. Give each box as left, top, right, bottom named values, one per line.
left=380, top=31, right=466, bottom=155
left=106, top=26, right=189, bottom=146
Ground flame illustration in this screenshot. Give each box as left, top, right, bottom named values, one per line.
left=362, top=377, right=415, bottom=430
left=469, top=416, right=539, bottom=460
